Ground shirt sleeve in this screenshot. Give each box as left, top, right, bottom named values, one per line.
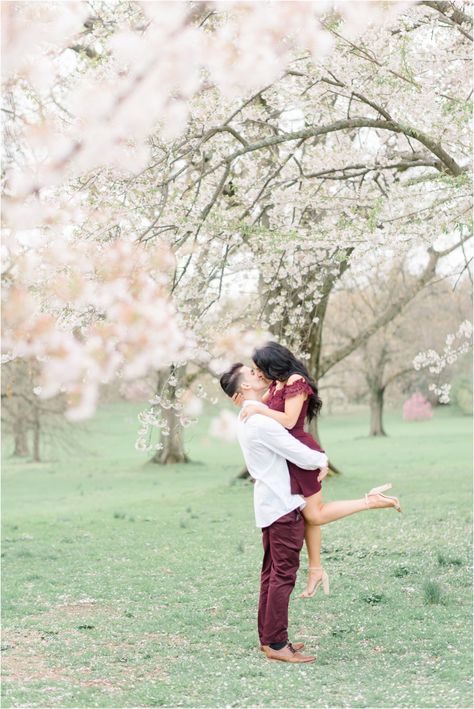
left=249, top=415, right=328, bottom=470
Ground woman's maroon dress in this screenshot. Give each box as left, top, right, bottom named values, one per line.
left=266, top=379, right=325, bottom=498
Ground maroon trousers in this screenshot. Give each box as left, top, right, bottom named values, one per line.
left=258, top=508, right=304, bottom=645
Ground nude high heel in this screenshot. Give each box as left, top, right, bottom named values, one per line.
left=300, top=566, right=330, bottom=598
left=365, top=483, right=402, bottom=513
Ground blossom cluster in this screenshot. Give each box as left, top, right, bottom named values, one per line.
left=134, top=326, right=270, bottom=453
left=403, top=392, right=433, bottom=421
left=413, top=320, right=473, bottom=403
left=135, top=375, right=209, bottom=454
left=2, top=236, right=189, bottom=420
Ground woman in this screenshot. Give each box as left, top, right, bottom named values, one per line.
left=238, top=341, right=401, bottom=598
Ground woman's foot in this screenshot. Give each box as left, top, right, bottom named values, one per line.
left=365, top=484, right=401, bottom=512
left=300, top=566, right=329, bottom=598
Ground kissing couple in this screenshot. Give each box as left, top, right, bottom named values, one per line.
left=220, top=341, right=401, bottom=664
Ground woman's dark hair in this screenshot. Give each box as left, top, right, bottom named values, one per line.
left=252, top=341, right=322, bottom=421
left=219, top=363, right=244, bottom=398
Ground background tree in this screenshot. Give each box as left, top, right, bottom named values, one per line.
left=325, top=265, right=473, bottom=434
left=1, top=359, right=82, bottom=462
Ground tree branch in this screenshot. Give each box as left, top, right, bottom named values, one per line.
left=301, top=158, right=442, bottom=180
left=200, top=125, right=248, bottom=148
left=320, top=235, right=473, bottom=376
left=420, top=1, right=473, bottom=41
left=383, top=367, right=416, bottom=389
left=188, top=118, right=464, bottom=187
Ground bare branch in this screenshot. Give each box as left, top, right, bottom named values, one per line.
left=320, top=235, right=473, bottom=375
left=420, top=1, right=473, bottom=40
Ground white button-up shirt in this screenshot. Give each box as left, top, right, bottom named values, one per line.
left=236, top=400, right=329, bottom=528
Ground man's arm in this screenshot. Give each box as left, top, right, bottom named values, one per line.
left=248, top=415, right=328, bottom=470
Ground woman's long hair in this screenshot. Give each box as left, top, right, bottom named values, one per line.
left=252, top=341, right=322, bottom=421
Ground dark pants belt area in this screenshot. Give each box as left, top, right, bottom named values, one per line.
left=258, top=508, right=304, bottom=645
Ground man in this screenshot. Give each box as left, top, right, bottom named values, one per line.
left=220, top=363, right=328, bottom=664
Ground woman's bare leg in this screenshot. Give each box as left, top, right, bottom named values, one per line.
left=303, top=489, right=398, bottom=527
left=302, top=522, right=324, bottom=597
left=304, top=521, right=321, bottom=567
left=299, top=489, right=398, bottom=596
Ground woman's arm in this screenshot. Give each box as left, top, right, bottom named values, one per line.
left=241, top=375, right=307, bottom=428
left=247, top=394, right=306, bottom=429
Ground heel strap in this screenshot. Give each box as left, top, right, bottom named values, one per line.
left=368, top=483, right=392, bottom=495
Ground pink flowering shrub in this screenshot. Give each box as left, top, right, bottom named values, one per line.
left=403, top=393, right=433, bottom=422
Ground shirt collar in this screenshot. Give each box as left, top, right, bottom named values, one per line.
left=242, top=399, right=267, bottom=407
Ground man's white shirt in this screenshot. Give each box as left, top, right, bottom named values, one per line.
left=236, top=400, right=328, bottom=528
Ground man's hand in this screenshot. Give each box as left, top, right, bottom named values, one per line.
left=232, top=392, right=244, bottom=407
left=317, top=466, right=329, bottom=482
left=240, top=404, right=264, bottom=421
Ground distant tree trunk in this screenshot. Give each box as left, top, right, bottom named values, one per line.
left=13, top=418, right=29, bottom=457
left=368, top=366, right=414, bottom=437
left=154, top=406, right=190, bottom=464
left=151, top=366, right=189, bottom=465
left=369, top=386, right=387, bottom=437
left=32, top=407, right=41, bottom=462
left=366, top=346, right=388, bottom=437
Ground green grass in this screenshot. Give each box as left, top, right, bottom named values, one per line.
left=1, top=404, right=472, bottom=708
left=423, top=581, right=445, bottom=606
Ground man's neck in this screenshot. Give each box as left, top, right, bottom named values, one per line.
left=242, top=391, right=263, bottom=403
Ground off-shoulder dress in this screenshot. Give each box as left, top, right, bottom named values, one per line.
left=266, top=378, right=325, bottom=498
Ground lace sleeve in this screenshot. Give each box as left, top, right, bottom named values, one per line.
left=282, top=378, right=313, bottom=400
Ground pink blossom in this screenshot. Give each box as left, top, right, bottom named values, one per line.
left=403, top=393, right=433, bottom=421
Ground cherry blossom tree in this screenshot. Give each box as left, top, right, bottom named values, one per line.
left=128, top=0, right=471, bottom=457
left=3, top=0, right=413, bottom=423
left=2, top=1, right=472, bottom=466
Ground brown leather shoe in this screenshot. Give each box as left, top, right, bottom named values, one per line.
left=260, top=642, right=304, bottom=653
left=265, top=643, right=315, bottom=663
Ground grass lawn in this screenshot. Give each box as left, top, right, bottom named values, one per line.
left=1, top=403, right=472, bottom=708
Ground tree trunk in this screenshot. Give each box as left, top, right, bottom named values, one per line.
left=13, top=418, right=29, bottom=457
left=32, top=408, right=41, bottom=462
left=150, top=367, right=189, bottom=465
left=153, top=404, right=190, bottom=464
left=253, top=249, right=355, bottom=481
left=304, top=249, right=354, bottom=474
left=369, top=387, right=387, bottom=436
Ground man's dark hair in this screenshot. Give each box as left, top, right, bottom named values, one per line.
left=219, top=362, right=244, bottom=398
